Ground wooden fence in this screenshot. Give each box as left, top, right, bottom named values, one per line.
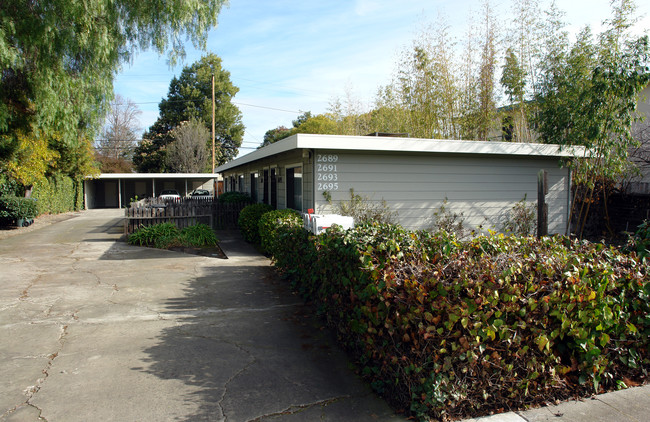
left=124, top=198, right=250, bottom=235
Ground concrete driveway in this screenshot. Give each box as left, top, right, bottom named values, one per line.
left=0, top=209, right=402, bottom=421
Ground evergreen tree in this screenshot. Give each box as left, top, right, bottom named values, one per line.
left=133, top=54, right=244, bottom=172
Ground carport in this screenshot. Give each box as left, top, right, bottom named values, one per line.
left=84, top=173, right=222, bottom=209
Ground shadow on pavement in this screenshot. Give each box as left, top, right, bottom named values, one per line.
left=134, top=257, right=396, bottom=421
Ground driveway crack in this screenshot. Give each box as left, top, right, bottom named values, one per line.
left=27, top=324, right=68, bottom=398
left=2, top=324, right=69, bottom=421
left=219, top=342, right=256, bottom=422
left=246, top=396, right=350, bottom=421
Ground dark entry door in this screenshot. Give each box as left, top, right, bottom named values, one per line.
left=270, top=168, right=277, bottom=208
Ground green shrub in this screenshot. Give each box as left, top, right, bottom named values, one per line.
left=430, top=197, right=467, bottom=238
left=0, top=195, right=38, bottom=223
left=258, top=209, right=302, bottom=255
left=128, top=222, right=180, bottom=247
left=128, top=222, right=218, bottom=249
left=628, top=220, right=650, bottom=262
left=267, top=223, right=649, bottom=421
left=238, top=203, right=274, bottom=244
left=0, top=175, right=20, bottom=197
left=31, top=173, right=81, bottom=214
left=218, top=191, right=252, bottom=204
left=502, top=196, right=537, bottom=236
left=334, top=188, right=397, bottom=224
left=180, top=223, right=218, bottom=247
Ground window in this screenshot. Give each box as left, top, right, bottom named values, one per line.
left=286, top=166, right=303, bottom=211
left=238, top=174, right=244, bottom=192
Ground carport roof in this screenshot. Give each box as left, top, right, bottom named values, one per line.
left=89, top=173, right=219, bottom=179
left=215, top=133, right=586, bottom=173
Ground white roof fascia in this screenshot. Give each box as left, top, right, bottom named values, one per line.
left=215, top=136, right=299, bottom=172
left=89, top=173, right=220, bottom=180
left=215, top=133, right=585, bottom=173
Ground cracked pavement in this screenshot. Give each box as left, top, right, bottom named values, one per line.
left=0, top=209, right=403, bottom=422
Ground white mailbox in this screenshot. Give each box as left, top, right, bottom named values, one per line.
left=302, top=213, right=323, bottom=231
left=309, top=214, right=354, bottom=235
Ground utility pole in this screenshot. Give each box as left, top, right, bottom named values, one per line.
left=212, top=74, right=217, bottom=198
left=212, top=74, right=216, bottom=173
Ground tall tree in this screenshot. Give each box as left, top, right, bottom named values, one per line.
left=535, top=0, right=650, bottom=235
left=388, top=17, right=460, bottom=139
left=166, top=119, right=210, bottom=173
left=458, top=11, right=480, bottom=140
left=328, top=84, right=372, bottom=136
left=0, top=0, right=227, bottom=164
left=476, top=0, right=499, bottom=141
left=260, top=126, right=292, bottom=148
left=500, top=48, right=527, bottom=141
left=259, top=111, right=338, bottom=148
left=133, top=53, right=244, bottom=172
left=95, top=95, right=141, bottom=172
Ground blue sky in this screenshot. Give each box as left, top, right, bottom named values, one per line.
left=112, top=0, right=649, bottom=156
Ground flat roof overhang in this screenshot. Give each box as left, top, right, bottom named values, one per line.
left=88, top=173, right=221, bottom=180
left=215, top=133, right=586, bottom=173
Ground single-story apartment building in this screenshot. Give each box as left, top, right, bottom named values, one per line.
left=84, top=173, right=221, bottom=209
left=215, top=134, right=582, bottom=234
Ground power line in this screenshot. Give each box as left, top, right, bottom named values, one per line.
left=112, top=98, right=302, bottom=114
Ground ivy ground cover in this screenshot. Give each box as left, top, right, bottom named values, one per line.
left=269, top=222, right=649, bottom=421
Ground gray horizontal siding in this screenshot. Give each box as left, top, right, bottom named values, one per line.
left=313, top=150, right=569, bottom=234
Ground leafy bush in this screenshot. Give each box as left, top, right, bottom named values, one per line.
left=258, top=209, right=302, bottom=255
left=430, top=197, right=467, bottom=238
left=335, top=188, right=397, bottom=224
left=218, top=191, right=252, bottom=204
left=238, top=203, right=274, bottom=244
left=31, top=173, right=82, bottom=214
left=128, top=222, right=180, bottom=247
left=180, top=223, right=218, bottom=247
left=0, top=175, right=21, bottom=197
left=0, top=195, right=38, bottom=222
left=627, top=220, right=650, bottom=261
left=267, top=223, right=649, bottom=421
left=128, top=222, right=219, bottom=249
left=502, top=196, right=537, bottom=236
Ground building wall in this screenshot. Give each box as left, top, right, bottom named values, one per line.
left=221, top=148, right=570, bottom=234
left=310, top=150, right=569, bottom=234
left=222, top=150, right=310, bottom=211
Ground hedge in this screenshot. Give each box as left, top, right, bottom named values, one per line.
left=238, top=203, right=274, bottom=244
left=31, top=173, right=83, bottom=214
left=258, top=208, right=302, bottom=255
left=267, top=221, right=649, bottom=421
left=0, top=195, right=38, bottom=223
left=218, top=191, right=252, bottom=204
